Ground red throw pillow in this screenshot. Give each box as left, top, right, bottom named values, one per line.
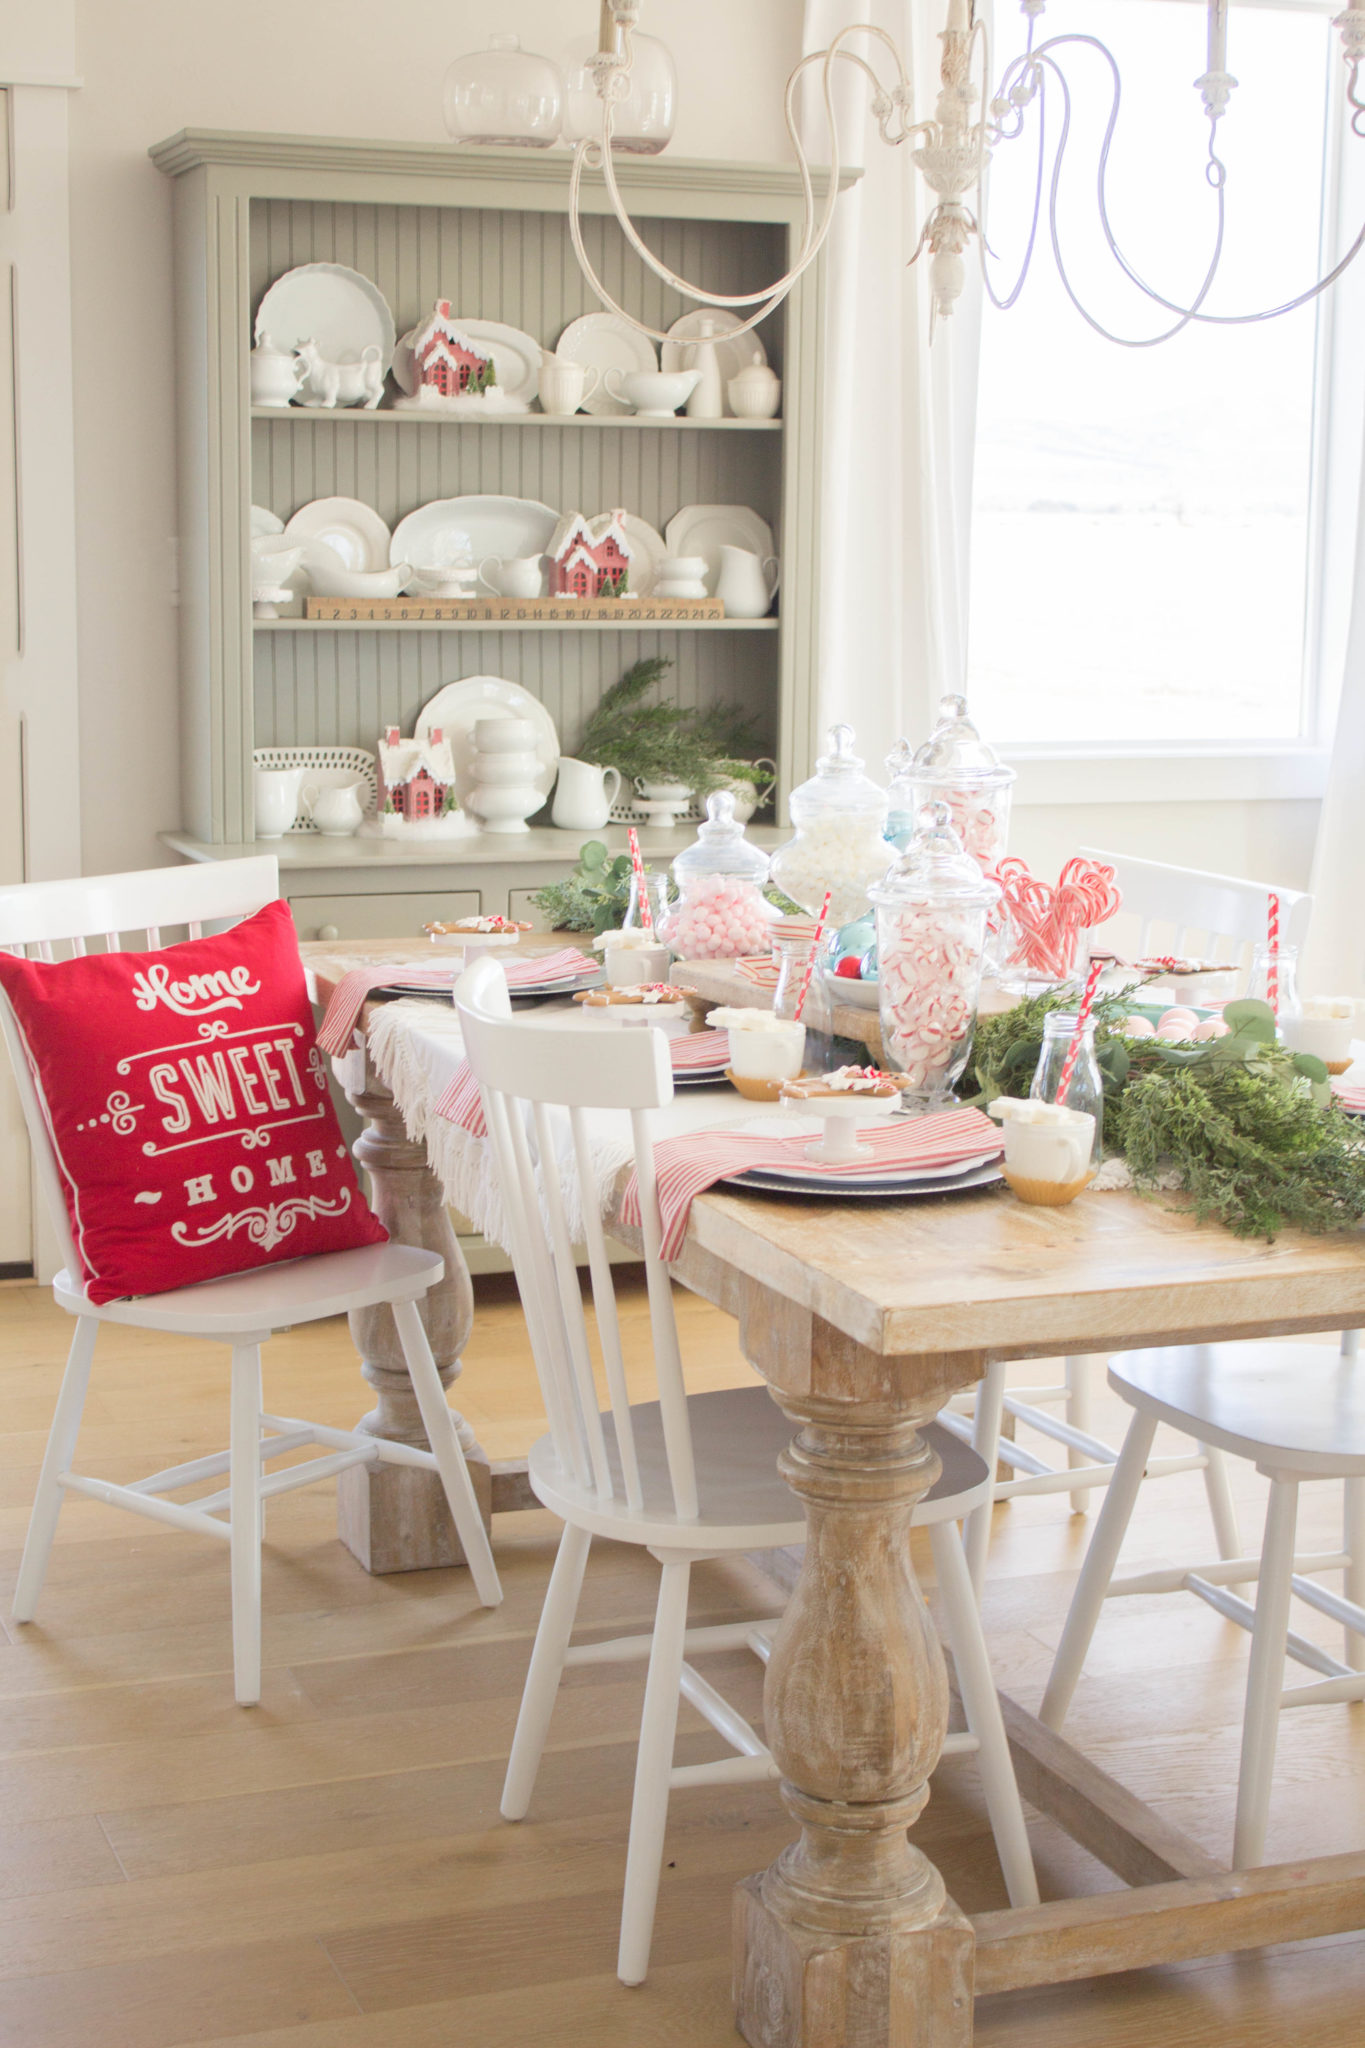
left=0, top=899, right=385, bottom=1303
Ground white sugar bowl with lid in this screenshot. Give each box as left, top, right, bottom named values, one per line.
left=726, top=354, right=782, bottom=420
left=769, top=723, right=892, bottom=929
left=869, top=801, right=1000, bottom=1111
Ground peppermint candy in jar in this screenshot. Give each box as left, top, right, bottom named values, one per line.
left=902, top=694, right=1016, bottom=875
left=868, top=801, right=1000, bottom=1111
left=769, top=723, right=892, bottom=928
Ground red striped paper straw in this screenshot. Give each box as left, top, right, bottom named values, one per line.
left=794, top=890, right=832, bottom=1022
left=1058, top=955, right=1104, bottom=1103
left=627, top=827, right=652, bottom=931
left=1267, top=891, right=1280, bottom=1016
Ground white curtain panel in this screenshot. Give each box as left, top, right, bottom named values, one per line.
left=799, top=0, right=985, bottom=768
left=1304, top=419, right=1365, bottom=995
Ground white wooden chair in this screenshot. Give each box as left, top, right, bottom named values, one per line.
left=455, top=955, right=1039, bottom=1987
left=0, top=856, right=500, bottom=1706
left=1039, top=1338, right=1365, bottom=1867
left=947, top=850, right=1314, bottom=1591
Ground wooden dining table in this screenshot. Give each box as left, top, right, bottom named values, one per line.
left=303, top=936, right=1365, bottom=2047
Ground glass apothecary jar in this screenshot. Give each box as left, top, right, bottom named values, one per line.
left=659, top=792, right=777, bottom=961
left=868, top=802, right=999, bottom=1111
left=884, top=739, right=918, bottom=852
left=444, top=35, right=564, bottom=148
left=905, top=694, right=1015, bottom=876
left=769, top=724, right=892, bottom=929
left=560, top=32, right=678, bottom=153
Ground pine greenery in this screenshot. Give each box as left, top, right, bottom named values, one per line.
left=575, top=657, right=759, bottom=794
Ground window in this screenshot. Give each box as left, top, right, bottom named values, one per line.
left=966, top=0, right=1349, bottom=752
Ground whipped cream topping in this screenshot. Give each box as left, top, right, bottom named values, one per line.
left=592, top=927, right=668, bottom=952
left=707, top=1007, right=804, bottom=1035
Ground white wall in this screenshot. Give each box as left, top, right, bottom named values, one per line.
left=66, top=2, right=1319, bottom=893
left=66, top=0, right=804, bottom=877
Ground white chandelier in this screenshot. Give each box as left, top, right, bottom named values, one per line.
left=568, top=0, right=1365, bottom=343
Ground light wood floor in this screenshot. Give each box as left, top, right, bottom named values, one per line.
left=2, top=1276, right=1365, bottom=2046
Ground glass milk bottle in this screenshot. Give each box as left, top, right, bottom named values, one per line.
left=769, top=724, right=892, bottom=928
left=904, top=694, right=1016, bottom=876
left=1246, top=943, right=1302, bottom=1035
left=1030, top=1013, right=1104, bottom=1172
left=869, top=802, right=999, bottom=1111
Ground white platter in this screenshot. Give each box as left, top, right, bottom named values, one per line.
left=251, top=505, right=284, bottom=540
left=390, top=496, right=559, bottom=577
left=664, top=504, right=777, bottom=597
left=556, top=312, right=658, bottom=417
left=661, top=311, right=768, bottom=417
left=255, top=263, right=396, bottom=371
left=617, top=512, right=668, bottom=598
left=728, top=1160, right=1005, bottom=1199
left=283, top=497, right=392, bottom=573
left=414, top=676, right=560, bottom=808
left=393, top=316, right=541, bottom=405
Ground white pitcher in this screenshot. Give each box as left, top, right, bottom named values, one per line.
left=253, top=765, right=306, bottom=839
left=551, top=756, right=623, bottom=831
left=714, top=544, right=780, bottom=619
left=300, top=778, right=365, bottom=836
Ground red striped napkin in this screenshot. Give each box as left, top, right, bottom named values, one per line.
left=622, top=1106, right=1002, bottom=1259
left=316, top=948, right=595, bottom=1057
left=434, top=1028, right=731, bottom=1138
left=1333, top=1077, right=1365, bottom=1114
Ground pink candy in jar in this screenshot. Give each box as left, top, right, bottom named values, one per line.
left=660, top=789, right=777, bottom=962
left=869, top=802, right=1000, bottom=1110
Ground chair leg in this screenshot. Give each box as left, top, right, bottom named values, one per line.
left=930, top=1520, right=1039, bottom=1908
left=392, top=1297, right=501, bottom=1608
left=965, top=1360, right=1007, bottom=1596
left=1200, top=1446, right=1242, bottom=1563
left=617, top=1557, right=691, bottom=1987
left=1065, top=1355, right=1095, bottom=1516
left=13, top=1315, right=99, bottom=1623
left=229, top=1344, right=264, bottom=1708
left=1344, top=1477, right=1365, bottom=1674
left=1040, top=1408, right=1159, bottom=1731
left=1233, top=1477, right=1300, bottom=1870
left=501, top=1522, right=592, bottom=1821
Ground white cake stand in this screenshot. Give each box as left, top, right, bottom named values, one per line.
left=791, top=1089, right=902, bottom=1164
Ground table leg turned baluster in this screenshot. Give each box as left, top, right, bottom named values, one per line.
left=735, top=1394, right=974, bottom=2048
left=335, top=1048, right=492, bottom=1574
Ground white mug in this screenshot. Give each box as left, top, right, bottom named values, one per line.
left=253, top=765, right=305, bottom=839
left=479, top=554, right=545, bottom=599
left=537, top=354, right=601, bottom=416
left=300, top=778, right=365, bottom=836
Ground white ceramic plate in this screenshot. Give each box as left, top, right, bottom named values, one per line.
left=556, top=312, right=658, bottom=417
left=255, top=263, right=396, bottom=371
left=732, top=1146, right=1003, bottom=1190
left=664, top=505, right=777, bottom=597
left=283, top=498, right=392, bottom=573
left=414, top=676, right=560, bottom=807
left=392, top=316, right=541, bottom=404
left=390, top=497, right=559, bottom=577
left=661, top=311, right=768, bottom=417
left=251, top=505, right=285, bottom=540
left=617, top=512, right=667, bottom=599
left=728, top=1161, right=1005, bottom=1199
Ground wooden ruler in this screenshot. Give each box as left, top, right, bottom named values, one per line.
left=302, top=596, right=727, bottom=623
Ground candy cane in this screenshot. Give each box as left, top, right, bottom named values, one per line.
left=1058, top=956, right=1104, bottom=1104
left=1267, top=891, right=1280, bottom=1016
left=794, top=890, right=832, bottom=1022
left=627, top=827, right=652, bottom=931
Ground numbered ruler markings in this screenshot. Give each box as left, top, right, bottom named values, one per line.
left=302, top=598, right=727, bottom=623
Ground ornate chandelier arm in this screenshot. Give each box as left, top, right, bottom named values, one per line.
left=566, top=21, right=925, bottom=344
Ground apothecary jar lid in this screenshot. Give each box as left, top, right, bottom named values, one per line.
left=789, top=724, right=889, bottom=825
left=671, top=791, right=770, bottom=884
left=869, top=802, right=1002, bottom=909
left=911, top=695, right=1016, bottom=790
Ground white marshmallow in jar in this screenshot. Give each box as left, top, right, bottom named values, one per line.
left=868, top=801, right=1000, bottom=1112
left=769, top=723, right=892, bottom=929
left=900, top=694, right=1016, bottom=876
left=657, top=789, right=778, bottom=961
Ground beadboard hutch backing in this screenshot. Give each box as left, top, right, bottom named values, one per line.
left=151, top=130, right=850, bottom=943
